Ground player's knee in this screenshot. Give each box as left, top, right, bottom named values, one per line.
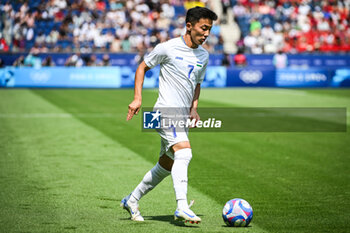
left=172, top=141, right=191, bottom=152
left=159, top=154, right=174, bottom=171
left=174, top=148, right=192, bottom=161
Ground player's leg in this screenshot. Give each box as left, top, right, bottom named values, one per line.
left=130, top=155, right=172, bottom=202
left=121, top=141, right=172, bottom=221
left=172, top=141, right=191, bottom=210
left=171, top=141, right=201, bottom=223
left=158, top=153, right=174, bottom=171
left=121, top=159, right=171, bottom=221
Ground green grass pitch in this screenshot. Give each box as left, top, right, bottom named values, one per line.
left=0, top=88, right=349, bottom=233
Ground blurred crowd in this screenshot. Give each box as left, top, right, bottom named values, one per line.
left=0, top=0, right=350, bottom=56
left=12, top=51, right=112, bottom=67
left=0, top=0, right=223, bottom=54
left=232, top=0, right=350, bottom=54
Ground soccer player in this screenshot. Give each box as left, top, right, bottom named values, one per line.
left=121, top=7, right=217, bottom=224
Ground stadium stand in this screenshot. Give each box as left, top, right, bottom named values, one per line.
left=0, top=0, right=349, bottom=56
left=0, top=0, right=224, bottom=54
left=233, top=0, right=350, bottom=54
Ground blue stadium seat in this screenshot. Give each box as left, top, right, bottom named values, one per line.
left=174, top=5, right=186, bottom=17
left=101, top=28, right=109, bottom=34
left=259, top=14, right=274, bottom=27
left=25, top=41, right=35, bottom=50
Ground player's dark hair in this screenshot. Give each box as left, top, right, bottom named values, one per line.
left=186, top=7, right=218, bottom=25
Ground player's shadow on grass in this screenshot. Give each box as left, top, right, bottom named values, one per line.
left=144, top=215, right=202, bottom=228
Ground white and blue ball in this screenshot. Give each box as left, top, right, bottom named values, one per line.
left=222, top=198, right=253, bottom=227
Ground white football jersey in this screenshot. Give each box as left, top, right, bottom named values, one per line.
left=144, top=37, right=209, bottom=108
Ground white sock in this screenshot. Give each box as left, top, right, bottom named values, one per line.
left=130, top=162, right=170, bottom=202
left=171, top=148, right=192, bottom=210
left=177, top=199, right=189, bottom=210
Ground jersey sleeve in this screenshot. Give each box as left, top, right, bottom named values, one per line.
left=196, top=54, right=209, bottom=84
left=144, top=43, right=167, bottom=69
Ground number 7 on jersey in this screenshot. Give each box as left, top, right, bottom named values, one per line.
left=187, top=65, right=194, bottom=79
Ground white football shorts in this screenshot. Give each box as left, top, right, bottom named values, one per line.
left=157, top=126, right=189, bottom=160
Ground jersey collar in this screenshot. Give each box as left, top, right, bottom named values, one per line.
left=181, top=36, right=199, bottom=49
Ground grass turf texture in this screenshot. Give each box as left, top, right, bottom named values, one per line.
left=0, top=88, right=349, bottom=233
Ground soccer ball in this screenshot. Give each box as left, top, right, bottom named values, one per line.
left=222, top=198, right=253, bottom=227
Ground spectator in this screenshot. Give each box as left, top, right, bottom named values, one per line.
left=261, top=25, right=274, bottom=41
left=86, top=54, right=98, bottom=66
left=0, top=58, right=4, bottom=68
left=221, top=52, right=231, bottom=67
left=24, top=51, right=42, bottom=68
left=13, top=55, right=25, bottom=67
left=273, top=50, right=288, bottom=69
left=243, top=32, right=259, bottom=53
left=233, top=0, right=350, bottom=54
left=250, top=18, right=262, bottom=36
left=221, top=0, right=231, bottom=24
left=35, top=31, right=46, bottom=45
left=45, top=28, right=59, bottom=46
left=65, top=53, right=84, bottom=67
left=42, top=56, right=55, bottom=67
left=134, top=50, right=145, bottom=65
left=111, top=35, right=122, bottom=52
left=233, top=48, right=247, bottom=67
left=233, top=2, right=247, bottom=18
left=0, top=0, right=224, bottom=53
left=121, top=36, right=131, bottom=52
left=0, top=0, right=349, bottom=54
left=264, top=38, right=277, bottom=54
left=184, top=1, right=205, bottom=10
left=0, top=33, right=9, bottom=52
left=236, top=35, right=245, bottom=52
left=318, top=18, right=331, bottom=31
left=100, top=54, right=111, bottom=66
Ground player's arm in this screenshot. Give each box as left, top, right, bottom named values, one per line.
left=190, top=83, right=201, bottom=124
left=127, top=61, right=150, bottom=121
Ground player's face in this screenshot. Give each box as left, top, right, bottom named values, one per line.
left=188, top=18, right=213, bottom=47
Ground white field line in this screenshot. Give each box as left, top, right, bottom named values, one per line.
left=265, top=88, right=308, bottom=96
left=0, top=113, right=118, bottom=118
left=1, top=111, right=347, bottom=118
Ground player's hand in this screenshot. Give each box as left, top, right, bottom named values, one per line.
left=127, top=99, right=142, bottom=121
left=189, top=108, right=200, bottom=128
